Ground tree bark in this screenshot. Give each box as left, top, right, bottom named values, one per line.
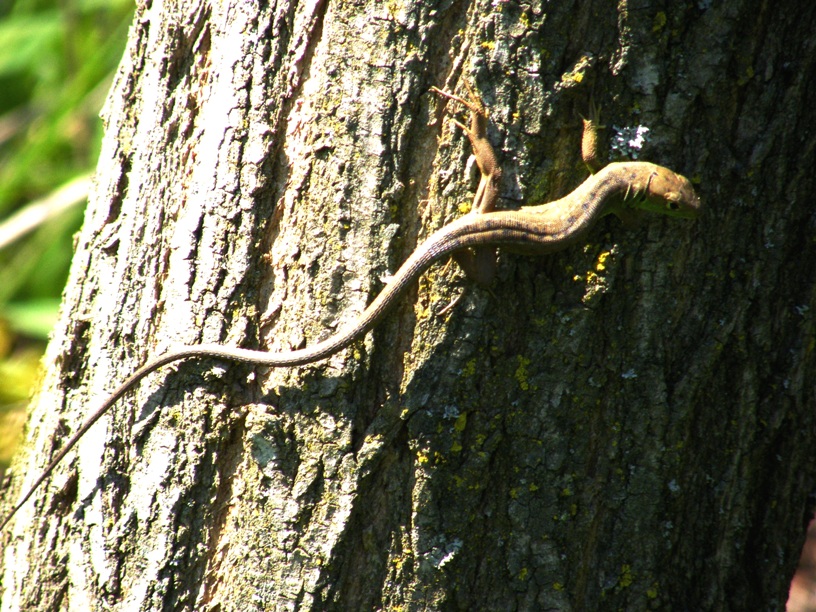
left=2, top=0, right=815, bottom=609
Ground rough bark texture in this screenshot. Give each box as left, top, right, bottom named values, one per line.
left=2, top=0, right=814, bottom=610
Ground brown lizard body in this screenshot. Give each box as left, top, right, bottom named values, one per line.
left=0, top=86, right=700, bottom=532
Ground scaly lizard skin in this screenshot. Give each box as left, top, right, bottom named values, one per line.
left=0, top=86, right=700, bottom=532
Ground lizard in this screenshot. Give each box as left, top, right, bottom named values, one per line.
left=0, top=84, right=701, bottom=532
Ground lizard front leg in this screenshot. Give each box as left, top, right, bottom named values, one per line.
left=580, top=97, right=604, bottom=174
left=430, top=82, right=502, bottom=286
left=579, top=100, right=648, bottom=228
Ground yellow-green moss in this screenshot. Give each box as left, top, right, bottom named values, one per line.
left=514, top=355, right=531, bottom=391
left=619, top=564, right=633, bottom=588
left=652, top=12, right=667, bottom=33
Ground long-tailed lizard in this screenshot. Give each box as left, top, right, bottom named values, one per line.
left=0, top=84, right=700, bottom=532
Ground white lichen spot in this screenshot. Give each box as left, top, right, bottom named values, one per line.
left=442, top=405, right=460, bottom=420
left=610, top=125, right=651, bottom=159
left=430, top=538, right=463, bottom=568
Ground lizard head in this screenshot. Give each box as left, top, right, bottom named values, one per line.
left=633, top=164, right=701, bottom=219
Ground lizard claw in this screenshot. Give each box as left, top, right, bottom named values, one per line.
left=430, top=82, right=486, bottom=118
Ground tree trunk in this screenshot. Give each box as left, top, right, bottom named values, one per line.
left=2, top=0, right=814, bottom=609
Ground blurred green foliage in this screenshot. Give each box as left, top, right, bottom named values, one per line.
left=0, top=0, right=132, bottom=470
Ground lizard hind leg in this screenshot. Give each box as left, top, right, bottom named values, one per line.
left=452, top=247, right=497, bottom=287
left=430, top=82, right=501, bottom=214
left=430, top=81, right=503, bottom=288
